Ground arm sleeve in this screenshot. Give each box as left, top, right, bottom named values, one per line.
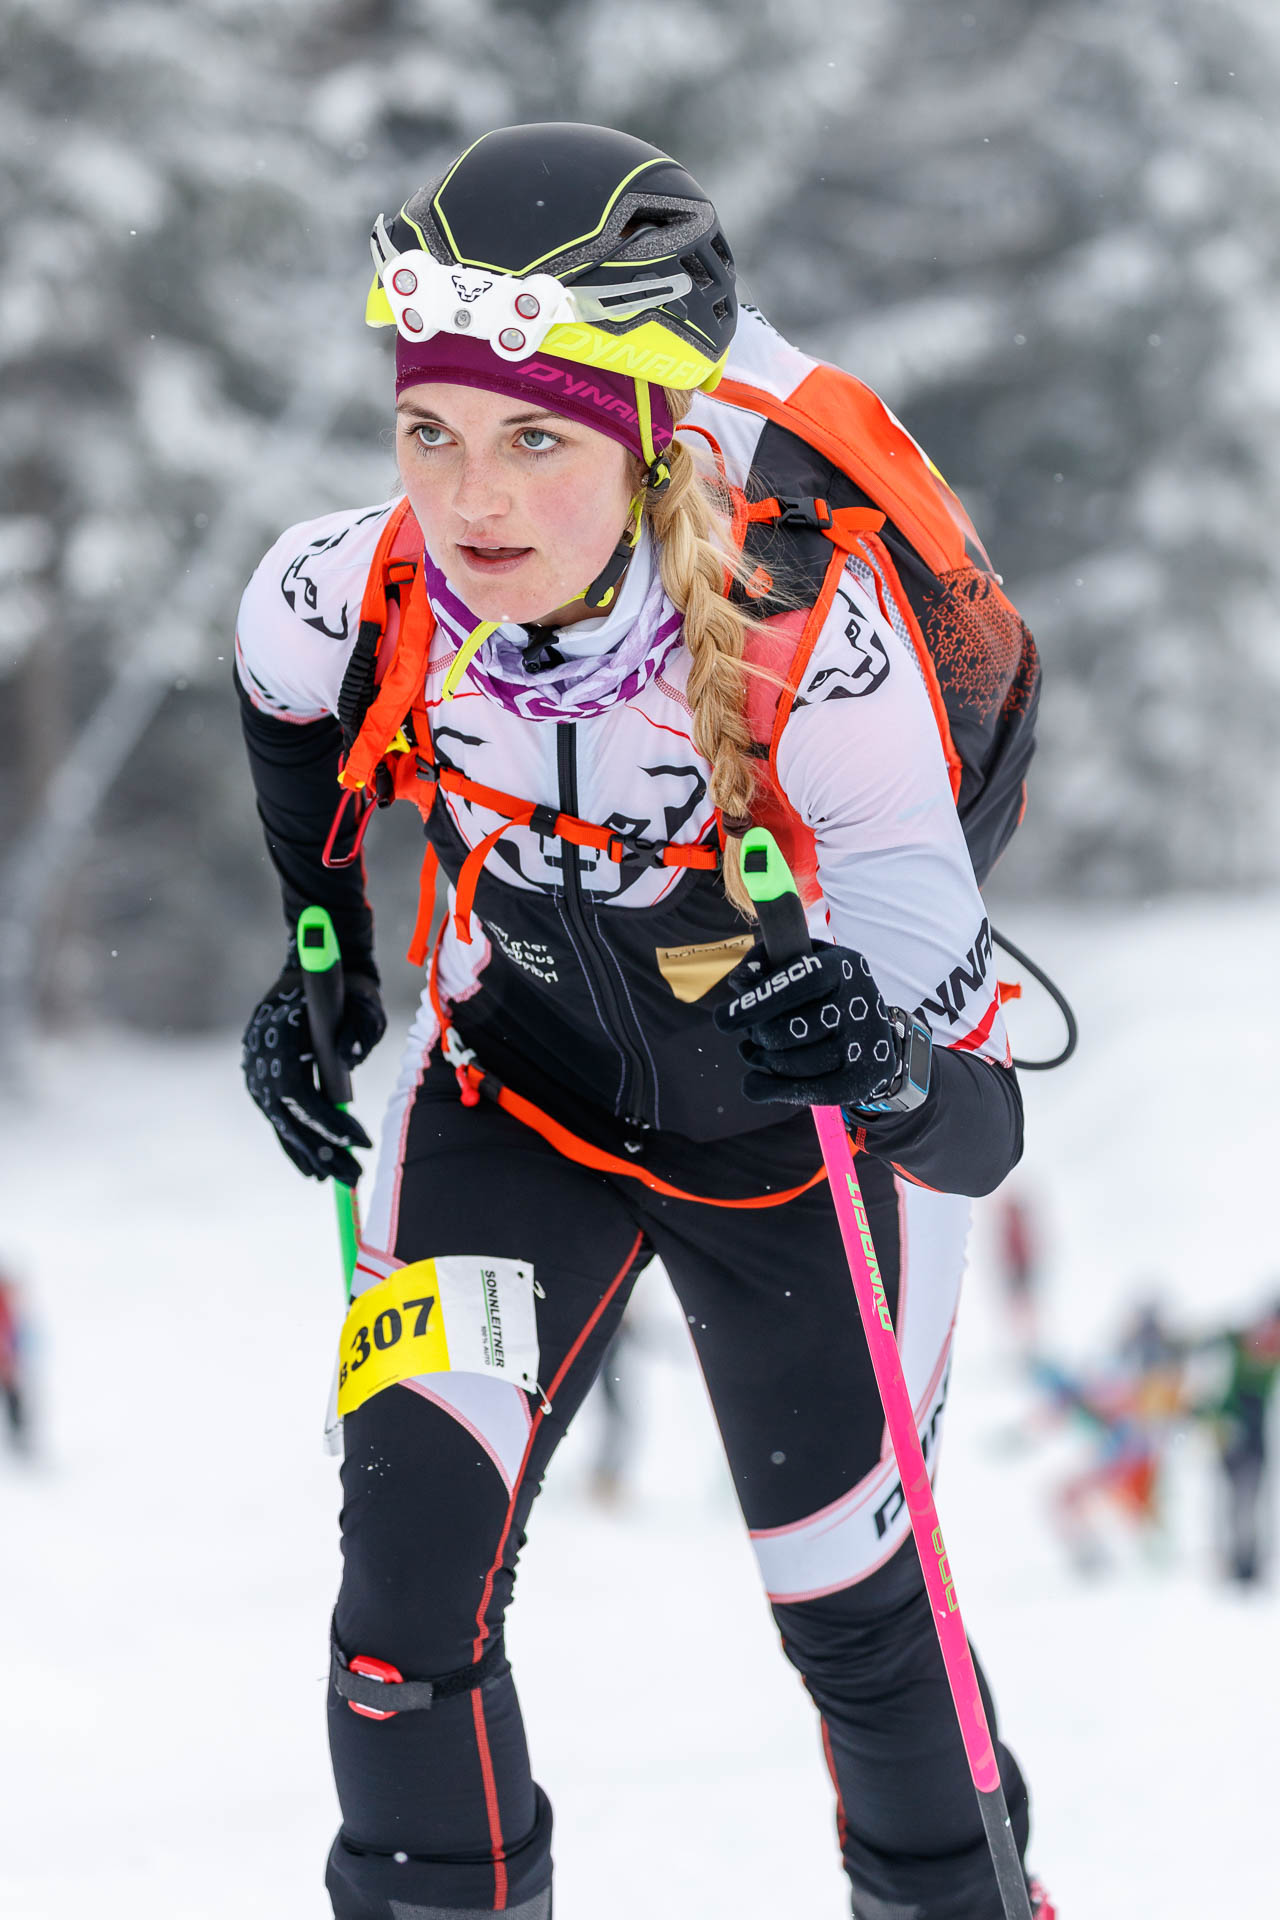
left=237, top=669, right=378, bottom=979
left=233, top=504, right=395, bottom=977
left=849, top=1046, right=1022, bottom=1198
left=773, top=559, right=1022, bottom=1197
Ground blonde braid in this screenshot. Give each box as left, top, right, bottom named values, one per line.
left=644, top=392, right=764, bottom=915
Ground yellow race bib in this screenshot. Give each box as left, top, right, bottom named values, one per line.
left=336, top=1255, right=539, bottom=1421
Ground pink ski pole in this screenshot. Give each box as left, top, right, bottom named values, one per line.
left=739, top=828, right=1032, bottom=1920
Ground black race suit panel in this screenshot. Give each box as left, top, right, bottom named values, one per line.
left=326, top=1054, right=1028, bottom=1920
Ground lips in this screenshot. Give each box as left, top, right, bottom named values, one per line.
left=458, top=544, right=533, bottom=575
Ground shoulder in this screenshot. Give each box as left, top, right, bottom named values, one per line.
left=235, top=499, right=400, bottom=723
left=775, top=555, right=948, bottom=810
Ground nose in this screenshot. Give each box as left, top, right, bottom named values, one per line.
left=450, top=450, right=511, bottom=531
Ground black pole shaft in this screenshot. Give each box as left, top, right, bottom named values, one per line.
left=979, top=1788, right=1035, bottom=1918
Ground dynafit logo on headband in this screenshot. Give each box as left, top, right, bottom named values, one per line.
left=522, top=361, right=639, bottom=425
left=547, top=323, right=706, bottom=389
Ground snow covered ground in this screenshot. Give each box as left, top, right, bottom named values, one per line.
left=2, top=894, right=1277, bottom=1919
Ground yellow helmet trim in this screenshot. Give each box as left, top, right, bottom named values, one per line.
left=539, top=318, right=724, bottom=391
left=366, top=276, right=396, bottom=326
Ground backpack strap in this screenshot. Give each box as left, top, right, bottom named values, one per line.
left=414, top=751, right=720, bottom=948
left=336, top=501, right=418, bottom=751
left=340, top=503, right=437, bottom=793
left=852, top=530, right=964, bottom=804
left=738, top=507, right=888, bottom=906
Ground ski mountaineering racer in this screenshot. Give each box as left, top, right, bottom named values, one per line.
left=236, top=122, right=1055, bottom=1920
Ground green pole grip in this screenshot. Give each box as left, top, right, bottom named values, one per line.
left=297, top=904, right=360, bottom=1296
left=298, top=905, right=351, bottom=1107
left=739, top=827, right=812, bottom=967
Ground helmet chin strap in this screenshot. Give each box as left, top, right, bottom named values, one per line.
left=578, top=378, right=670, bottom=613
left=577, top=377, right=671, bottom=613
left=442, top=379, right=669, bottom=700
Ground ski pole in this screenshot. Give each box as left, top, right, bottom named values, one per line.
left=297, top=904, right=361, bottom=1300
left=739, top=828, right=1033, bottom=1920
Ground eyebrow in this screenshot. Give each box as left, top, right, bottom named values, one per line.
left=395, top=401, right=568, bottom=428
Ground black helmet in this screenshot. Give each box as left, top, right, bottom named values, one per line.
left=368, top=121, right=737, bottom=391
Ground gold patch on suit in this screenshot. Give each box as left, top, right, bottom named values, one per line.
left=655, top=933, right=756, bottom=1004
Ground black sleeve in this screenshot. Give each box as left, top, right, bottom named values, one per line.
left=236, top=668, right=378, bottom=979
left=854, top=1050, right=1023, bottom=1198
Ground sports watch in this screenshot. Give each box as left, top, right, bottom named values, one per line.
left=851, top=1008, right=933, bottom=1117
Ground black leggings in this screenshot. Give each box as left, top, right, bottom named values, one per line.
left=326, top=1055, right=1028, bottom=1918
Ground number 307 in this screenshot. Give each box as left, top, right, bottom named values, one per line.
left=348, top=1296, right=436, bottom=1371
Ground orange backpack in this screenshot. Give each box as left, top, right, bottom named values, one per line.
left=710, top=359, right=1038, bottom=905
left=331, top=360, right=1038, bottom=955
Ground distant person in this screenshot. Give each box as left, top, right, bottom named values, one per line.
left=996, top=1191, right=1041, bottom=1351
left=1116, top=1295, right=1184, bottom=1376
left=1035, top=1302, right=1188, bottom=1573
left=0, top=1270, right=30, bottom=1456
left=1203, top=1297, right=1280, bottom=1584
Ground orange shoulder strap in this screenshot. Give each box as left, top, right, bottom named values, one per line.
left=341, top=502, right=437, bottom=793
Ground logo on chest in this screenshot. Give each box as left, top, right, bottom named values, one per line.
left=655, top=933, right=756, bottom=1003
left=486, top=921, right=560, bottom=984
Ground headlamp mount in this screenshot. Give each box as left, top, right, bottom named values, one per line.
left=370, top=218, right=693, bottom=359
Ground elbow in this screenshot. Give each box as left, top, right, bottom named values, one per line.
left=961, top=1125, right=1024, bottom=1199
left=866, top=1052, right=1024, bottom=1197
left=960, top=1059, right=1024, bottom=1197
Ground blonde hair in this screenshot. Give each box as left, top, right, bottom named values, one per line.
left=641, top=391, right=767, bottom=915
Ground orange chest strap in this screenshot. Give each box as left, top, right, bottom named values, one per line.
left=411, top=747, right=719, bottom=948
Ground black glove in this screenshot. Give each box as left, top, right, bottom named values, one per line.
left=241, top=966, right=386, bottom=1185
left=714, top=942, right=899, bottom=1109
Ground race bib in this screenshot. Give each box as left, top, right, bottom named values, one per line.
left=336, top=1256, right=539, bottom=1421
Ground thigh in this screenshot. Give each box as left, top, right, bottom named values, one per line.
left=338, top=1053, right=650, bottom=1672
left=643, top=1132, right=969, bottom=1601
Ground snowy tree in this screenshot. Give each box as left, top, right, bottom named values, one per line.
left=1, top=0, right=1277, bottom=1042
left=767, top=0, right=1280, bottom=897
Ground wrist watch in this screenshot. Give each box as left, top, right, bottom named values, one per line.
left=852, top=1008, right=933, bottom=1116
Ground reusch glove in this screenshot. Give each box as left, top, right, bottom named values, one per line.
left=714, top=942, right=898, bottom=1109
left=241, top=965, right=386, bottom=1185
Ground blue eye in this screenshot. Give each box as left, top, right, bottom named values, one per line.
left=519, top=428, right=560, bottom=453
left=415, top=423, right=448, bottom=449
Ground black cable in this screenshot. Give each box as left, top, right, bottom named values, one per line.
left=990, top=927, right=1079, bottom=1071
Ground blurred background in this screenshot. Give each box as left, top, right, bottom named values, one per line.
left=2, top=3, right=1278, bottom=1917
left=2, top=0, right=1278, bottom=1035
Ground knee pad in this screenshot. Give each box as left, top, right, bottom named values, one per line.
left=331, top=1623, right=507, bottom=1722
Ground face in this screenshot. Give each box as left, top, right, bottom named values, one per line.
left=395, top=382, right=637, bottom=626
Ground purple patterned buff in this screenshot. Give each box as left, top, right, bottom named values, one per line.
left=418, top=528, right=685, bottom=723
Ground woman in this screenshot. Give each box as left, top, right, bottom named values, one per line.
left=237, top=123, right=1050, bottom=1920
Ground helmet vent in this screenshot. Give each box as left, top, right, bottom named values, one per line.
left=680, top=251, right=713, bottom=290
left=710, top=233, right=735, bottom=272
left=712, top=296, right=731, bottom=322
left=620, top=211, right=675, bottom=240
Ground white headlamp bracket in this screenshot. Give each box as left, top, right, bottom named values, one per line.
left=371, top=219, right=692, bottom=361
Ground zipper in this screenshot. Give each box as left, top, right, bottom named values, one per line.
left=556, top=722, right=651, bottom=1121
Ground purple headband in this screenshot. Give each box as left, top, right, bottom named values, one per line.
left=395, top=331, right=672, bottom=464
